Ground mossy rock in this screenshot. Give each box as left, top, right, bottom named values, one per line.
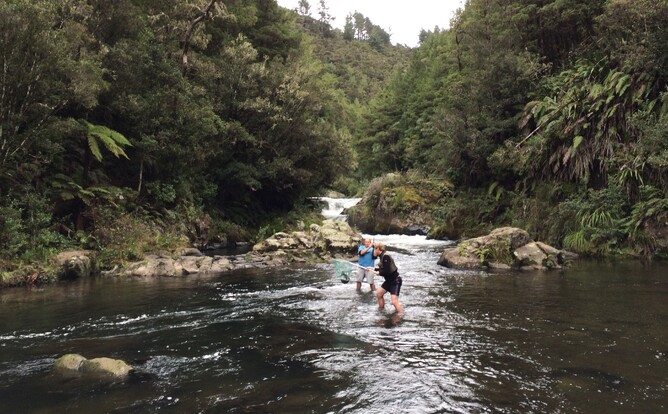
left=347, top=172, right=452, bottom=236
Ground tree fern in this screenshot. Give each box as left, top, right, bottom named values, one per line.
left=624, top=186, right=668, bottom=236
left=81, top=120, right=132, bottom=162
left=518, top=60, right=660, bottom=183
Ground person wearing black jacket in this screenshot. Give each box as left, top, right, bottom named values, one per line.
left=373, top=242, right=403, bottom=314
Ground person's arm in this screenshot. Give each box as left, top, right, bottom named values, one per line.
left=360, top=246, right=374, bottom=269
left=359, top=247, right=373, bottom=263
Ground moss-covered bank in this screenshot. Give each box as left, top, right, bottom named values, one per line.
left=347, top=172, right=668, bottom=260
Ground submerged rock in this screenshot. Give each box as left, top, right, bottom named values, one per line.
left=551, top=367, right=625, bottom=392
left=53, top=354, right=133, bottom=381
left=52, top=353, right=87, bottom=378
left=81, top=357, right=133, bottom=380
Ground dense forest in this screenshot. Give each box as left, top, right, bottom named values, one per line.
left=361, top=0, right=668, bottom=258
left=1, top=0, right=667, bottom=280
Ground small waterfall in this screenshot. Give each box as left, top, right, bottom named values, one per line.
left=316, top=197, right=361, bottom=220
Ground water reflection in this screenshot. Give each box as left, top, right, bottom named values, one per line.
left=375, top=311, right=403, bottom=328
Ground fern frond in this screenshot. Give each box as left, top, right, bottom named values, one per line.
left=88, top=135, right=103, bottom=161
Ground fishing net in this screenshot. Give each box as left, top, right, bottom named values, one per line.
left=332, top=259, right=356, bottom=284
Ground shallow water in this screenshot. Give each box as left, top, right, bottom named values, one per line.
left=1, top=236, right=667, bottom=413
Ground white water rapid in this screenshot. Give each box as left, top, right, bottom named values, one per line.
left=316, top=196, right=362, bottom=220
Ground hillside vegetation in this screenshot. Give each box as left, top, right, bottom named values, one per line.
left=358, top=0, right=668, bottom=258
left=1, top=0, right=667, bottom=284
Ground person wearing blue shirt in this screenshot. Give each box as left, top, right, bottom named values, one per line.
left=356, top=238, right=376, bottom=292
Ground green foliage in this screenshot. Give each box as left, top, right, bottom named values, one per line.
left=2, top=0, right=668, bottom=269
left=381, top=186, right=424, bottom=214
left=0, top=0, right=106, bottom=189
left=623, top=186, right=668, bottom=254
left=48, top=174, right=122, bottom=207
left=472, top=238, right=514, bottom=266
left=596, top=0, right=668, bottom=79
left=145, top=182, right=178, bottom=206
left=514, top=61, right=658, bottom=184
left=0, top=193, right=73, bottom=262
left=81, top=120, right=132, bottom=162
left=630, top=97, right=668, bottom=189
left=331, top=175, right=364, bottom=197
left=472, top=246, right=491, bottom=264
left=562, top=208, right=617, bottom=256
left=356, top=0, right=668, bottom=258
left=0, top=202, right=28, bottom=259
left=431, top=189, right=498, bottom=240
left=251, top=203, right=323, bottom=243
left=360, top=2, right=539, bottom=185
left=92, top=205, right=187, bottom=268
left=558, top=186, right=627, bottom=256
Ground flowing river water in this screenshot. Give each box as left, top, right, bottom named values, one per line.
left=1, top=207, right=667, bottom=413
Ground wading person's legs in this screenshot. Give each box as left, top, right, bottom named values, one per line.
left=376, top=287, right=387, bottom=309
left=355, top=267, right=365, bottom=291
left=389, top=277, right=403, bottom=314
left=390, top=294, right=403, bottom=314
left=365, top=269, right=376, bottom=292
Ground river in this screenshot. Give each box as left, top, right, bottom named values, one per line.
left=1, top=232, right=667, bottom=412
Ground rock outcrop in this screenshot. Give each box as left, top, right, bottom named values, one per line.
left=437, top=227, right=575, bottom=271
left=53, top=250, right=96, bottom=280
left=346, top=173, right=451, bottom=236
left=107, top=219, right=362, bottom=278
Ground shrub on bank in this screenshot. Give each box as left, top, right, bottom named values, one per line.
left=92, top=205, right=188, bottom=268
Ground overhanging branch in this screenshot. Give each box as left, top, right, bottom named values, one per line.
left=182, top=1, right=224, bottom=75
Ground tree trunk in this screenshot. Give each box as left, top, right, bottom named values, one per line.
left=182, top=1, right=222, bottom=75
left=137, top=156, right=144, bottom=194
left=74, top=144, right=92, bottom=231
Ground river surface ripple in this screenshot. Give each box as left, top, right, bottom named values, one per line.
left=1, top=235, right=667, bottom=413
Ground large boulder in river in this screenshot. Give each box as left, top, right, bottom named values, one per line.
left=313, top=219, right=361, bottom=255
left=438, top=227, right=575, bottom=271
left=53, top=354, right=133, bottom=381
left=253, top=231, right=314, bottom=252
left=346, top=173, right=452, bottom=235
